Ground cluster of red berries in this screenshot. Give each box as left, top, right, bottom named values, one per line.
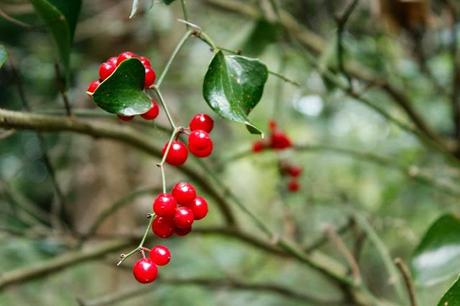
left=86, top=51, right=159, bottom=122
left=151, top=181, right=208, bottom=238
left=132, top=245, right=171, bottom=284
left=252, top=120, right=292, bottom=152
left=280, top=162, right=303, bottom=192
left=162, top=113, right=215, bottom=166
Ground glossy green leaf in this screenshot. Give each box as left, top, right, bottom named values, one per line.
left=203, top=51, right=268, bottom=135
left=243, top=19, right=281, bottom=56
left=411, top=214, right=460, bottom=286
left=0, top=46, right=7, bottom=69
left=30, top=0, right=81, bottom=72
left=163, top=0, right=176, bottom=4
left=92, top=58, right=151, bottom=116
left=437, top=277, right=460, bottom=306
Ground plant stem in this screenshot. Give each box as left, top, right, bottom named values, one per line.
left=151, top=86, right=176, bottom=129
left=157, top=127, right=181, bottom=193
left=156, top=30, right=193, bottom=88
left=180, top=0, right=189, bottom=25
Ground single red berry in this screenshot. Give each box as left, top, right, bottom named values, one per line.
left=118, top=115, right=134, bottom=122
left=153, top=193, right=177, bottom=218
left=172, top=182, right=196, bottom=206
left=287, top=179, right=300, bottom=192
left=174, top=206, right=194, bottom=229
left=190, top=196, right=208, bottom=220
left=252, top=140, right=265, bottom=153
left=117, top=51, right=137, bottom=65
left=144, top=66, right=156, bottom=88
left=188, top=130, right=213, bottom=157
left=132, top=258, right=158, bottom=284
left=287, top=165, right=302, bottom=177
left=141, top=101, right=160, bottom=120
left=107, top=56, right=118, bottom=66
left=152, top=216, right=175, bottom=238
left=87, top=80, right=100, bottom=95
left=268, top=119, right=277, bottom=131
left=162, top=141, right=188, bottom=166
left=149, top=245, right=171, bottom=266
left=175, top=225, right=192, bottom=236
left=139, top=56, right=151, bottom=68
left=189, top=114, right=214, bottom=133
left=270, top=131, right=292, bottom=150
left=99, top=62, right=116, bottom=81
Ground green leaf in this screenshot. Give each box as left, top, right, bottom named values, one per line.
left=203, top=51, right=268, bottom=135
left=437, top=277, right=460, bottom=306
left=92, top=58, right=151, bottom=116
left=411, top=214, right=460, bottom=286
left=243, top=19, right=281, bottom=56
left=0, top=45, right=7, bottom=69
left=163, top=0, right=176, bottom=4
left=30, top=0, right=81, bottom=73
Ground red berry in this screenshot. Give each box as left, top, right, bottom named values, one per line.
left=162, top=141, right=188, bottom=166
left=189, top=114, right=214, bottom=133
left=141, top=101, right=160, bottom=120
left=144, top=66, right=156, bottom=88
left=118, top=115, right=134, bottom=122
left=174, top=207, right=194, bottom=229
left=153, top=193, right=176, bottom=218
left=287, top=165, right=302, bottom=177
left=188, top=130, right=213, bottom=157
left=139, top=56, right=151, bottom=68
left=149, top=245, right=171, bottom=266
left=152, top=216, right=175, bottom=238
left=99, top=62, right=116, bottom=81
left=175, top=225, right=192, bottom=236
left=287, top=180, right=300, bottom=192
left=190, top=196, right=208, bottom=220
left=107, top=56, right=118, bottom=66
left=117, top=51, right=137, bottom=65
left=172, top=182, right=196, bottom=206
left=132, top=258, right=158, bottom=284
left=252, top=140, right=265, bottom=153
left=87, top=80, right=100, bottom=95
left=270, top=131, right=292, bottom=150
left=268, top=120, right=277, bottom=131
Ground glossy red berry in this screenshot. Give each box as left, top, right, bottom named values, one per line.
left=117, top=51, right=137, bottom=65
left=172, top=182, right=196, bottom=206
left=162, top=141, right=188, bottom=166
left=175, top=225, right=192, bottom=236
left=152, top=216, right=175, bottom=238
left=189, top=114, right=214, bottom=133
left=118, top=115, right=134, bottom=122
left=174, top=206, right=194, bottom=229
left=87, top=80, right=100, bottom=95
left=270, top=131, right=292, bottom=150
left=153, top=193, right=177, bottom=218
left=132, top=258, right=158, bottom=284
left=144, top=66, right=156, bottom=88
left=141, top=101, right=160, bottom=120
left=139, top=56, right=151, bottom=67
left=252, top=140, right=265, bottom=153
left=188, top=130, right=213, bottom=157
left=107, top=56, right=118, bottom=66
left=99, top=62, right=116, bottom=81
left=288, top=180, right=300, bottom=192
left=190, top=196, right=208, bottom=220
left=287, top=165, right=302, bottom=177
left=149, top=245, right=171, bottom=266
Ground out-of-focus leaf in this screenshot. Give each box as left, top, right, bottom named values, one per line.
left=437, top=277, right=460, bottom=306
left=0, top=46, right=7, bottom=68
left=411, top=214, right=460, bottom=286
left=92, top=58, right=151, bottom=116
left=203, top=51, right=268, bottom=135
left=30, top=0, right=81, bottom=73
left=243, top=19, right=281, bottom=56
left=163, top=0, right=176, bottom=4
left=129, top=0, right=140, bottom=18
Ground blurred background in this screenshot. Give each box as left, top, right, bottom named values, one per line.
left=0, top=0, right=460, bottom=305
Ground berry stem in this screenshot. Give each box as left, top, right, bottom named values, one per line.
left=180, top=0, right=189, bottom=27
left=155, top=29, right=193, bottom=88
left=151, top=86, right=176, bottom=129
left=157, top=127, right=182, bottom=193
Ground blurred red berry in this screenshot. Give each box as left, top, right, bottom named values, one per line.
left=87, top=80, right=100, bottom=95
left=252, top=140, right=265, bottom=153
left=287, top=180, right=300, bottom=192
left=118, top=115, right=134, bottom=122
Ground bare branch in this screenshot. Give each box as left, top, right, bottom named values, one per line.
left=394, top=258, right=418, bottom=306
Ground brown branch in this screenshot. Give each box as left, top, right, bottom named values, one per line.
left=78, top=276, right=342, bottom=306
left=0, top=108, right=237, bottom=226
left=0, top=240, right=133, bottom=290
left=394, top=258, right=418, bottom=306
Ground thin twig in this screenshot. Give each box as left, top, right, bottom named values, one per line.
left=0, top=7, right=31, bottom=28
left=53, top=63, right=72, bottom=117
left=394, top=258, right=418, bottom=306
